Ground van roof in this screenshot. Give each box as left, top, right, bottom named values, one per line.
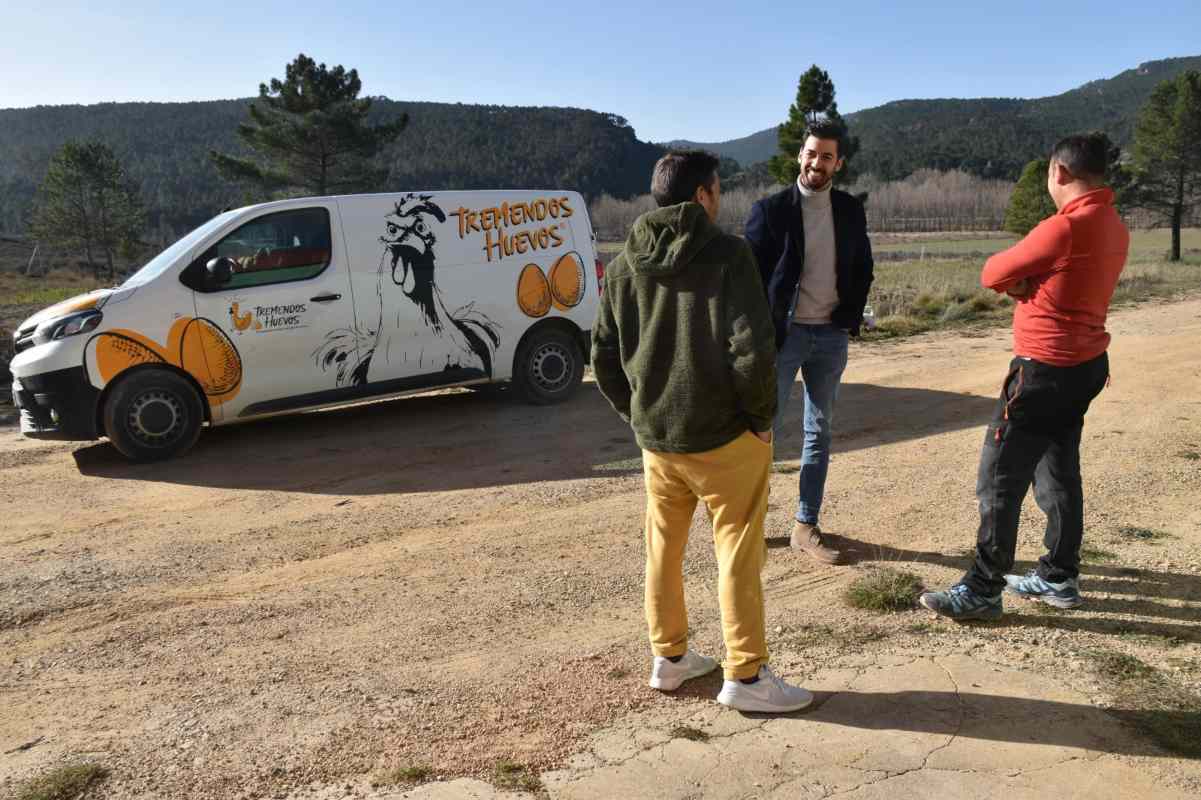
left=227, top=189, right=585, bottom=217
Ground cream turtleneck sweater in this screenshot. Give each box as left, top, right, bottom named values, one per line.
left=793, top=179, right=838, bottom=325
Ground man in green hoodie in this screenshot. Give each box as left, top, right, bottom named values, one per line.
left=592, top=150, right=813, bottom=713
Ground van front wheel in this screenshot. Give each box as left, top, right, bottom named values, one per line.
left=513, top=328, right=583, bottom=405
left=103, top=369, right=204, bottom=461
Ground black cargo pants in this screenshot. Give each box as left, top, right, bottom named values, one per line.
left=962, top=352, right=1110, bottom=597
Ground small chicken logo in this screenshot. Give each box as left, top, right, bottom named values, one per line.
left=229, top=302, right=258, bottom=333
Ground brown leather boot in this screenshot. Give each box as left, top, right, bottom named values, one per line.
left=790, top=522, right=842, bottom=564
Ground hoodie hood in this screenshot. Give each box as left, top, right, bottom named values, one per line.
left=622, top=202, right=720, bottom=276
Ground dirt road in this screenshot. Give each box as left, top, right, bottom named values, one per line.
left=2, top=297, right=1199, bottom=799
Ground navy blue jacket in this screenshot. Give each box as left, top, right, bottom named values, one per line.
left=744, top=183, right=874, bottom=347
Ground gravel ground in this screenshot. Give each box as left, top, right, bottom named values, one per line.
left=1, top=296, right=1199, bottom=799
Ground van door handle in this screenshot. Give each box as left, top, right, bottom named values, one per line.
left=310, top=293, right=342, bottom=302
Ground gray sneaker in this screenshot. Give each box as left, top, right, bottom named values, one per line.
left=1004, top=570, right=1082, bottom=609
left=716, top=666, right=813, bottom=713
left=919, top=583, right=1003, bottom=621
left=791, top=522, right=841, bottom=564
left=648, top=649, right=719, bottom=691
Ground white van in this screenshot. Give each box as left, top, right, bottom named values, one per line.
left=10, top=190, right=602, bottom=461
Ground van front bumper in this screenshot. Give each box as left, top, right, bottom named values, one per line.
left=12, top=366, right=101, bottom=441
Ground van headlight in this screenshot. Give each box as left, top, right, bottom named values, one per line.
left=34, top=310, right=104, bottom=344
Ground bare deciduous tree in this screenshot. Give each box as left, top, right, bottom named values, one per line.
left=589, top=170, right=1014, bottom=240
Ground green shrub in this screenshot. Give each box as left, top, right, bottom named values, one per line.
left=844, top=567, right=923, bottom=612
left=871, top=315, right=936, bottom=339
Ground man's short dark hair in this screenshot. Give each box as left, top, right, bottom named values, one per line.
left=801, top=119, right=847, bottom=158
left=651, top=149, right=721, bottom=207
left=1050, top=132, right=1111, bottom=183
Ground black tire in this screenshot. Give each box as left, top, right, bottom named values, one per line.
left=512, top=327, right=584, bottom=405
left=103, top=369, right=204, bottom=461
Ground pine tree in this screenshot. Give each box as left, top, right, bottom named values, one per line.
left=1123, top=70, right=1201, bottom=261
left=768, top=65, right=859, bottom=186
left=209, top=54, right=407, bottom=198
left=30, top=140, right=146, bottom=279
left=1003, top=159, right=1057, bottom=235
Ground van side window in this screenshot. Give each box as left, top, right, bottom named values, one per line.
left=191, top=208, right=332, bottom=291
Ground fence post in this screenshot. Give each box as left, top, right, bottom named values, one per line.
left=26, top=243, right=40, bottom=277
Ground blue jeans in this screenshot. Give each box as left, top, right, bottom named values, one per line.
left=774, top=323, right=849, bottom=525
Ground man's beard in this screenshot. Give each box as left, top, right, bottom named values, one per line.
left=800, top=168, right=831, bottom=191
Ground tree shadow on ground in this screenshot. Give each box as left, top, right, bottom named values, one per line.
left=827, top=534, right=1201, bottom=642
left=71, top=383, right=995, bottom=496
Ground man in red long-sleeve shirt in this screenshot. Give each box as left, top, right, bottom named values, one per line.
left=922, top=133, right=1129, bottom=620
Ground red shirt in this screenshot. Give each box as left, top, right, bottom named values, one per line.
left=982, top=188, right=1129, bottom=366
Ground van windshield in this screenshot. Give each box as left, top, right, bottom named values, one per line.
left=120, top=210, right=240, bottom=289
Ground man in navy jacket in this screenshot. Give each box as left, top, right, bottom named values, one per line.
left=744, top=120, right=874, bottom=564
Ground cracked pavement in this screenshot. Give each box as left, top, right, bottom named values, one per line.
left=388, top=654, right=1200, bottom=799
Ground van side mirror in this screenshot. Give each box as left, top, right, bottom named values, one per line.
left=205, top=256, right=236, bottom=287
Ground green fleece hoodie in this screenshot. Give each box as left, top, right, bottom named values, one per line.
left=591, top=202, right=777, bottom=453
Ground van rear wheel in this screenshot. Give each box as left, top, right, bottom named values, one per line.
left=103, top=369, right=204, bottom=461
left=513, top=328, right=583, bottom=405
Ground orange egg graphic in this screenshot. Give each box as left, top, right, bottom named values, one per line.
left=549, top=250, right=586, bottom=310
left=91, top=318, right=244, bottom=407
left=94, top=332, right=167, bottom=383
left=517, top=262, right=552, bottom=318
left=180, top=318, right=243, bottom=399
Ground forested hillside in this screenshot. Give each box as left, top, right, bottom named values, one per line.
left=0, top=100, right=663, bottom=238
left=3, top=55, right=1197, bottom=241
left=672, top=55, right=1201, bottom=179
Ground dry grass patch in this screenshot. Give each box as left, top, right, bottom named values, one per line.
left=372, top=764, right=433, bottom=787
left=1114, top=525, right=1173, bottom=543
left=492, top=761, right=542, bottom=793
left=783, top=622, right=890, bottom=651
left=1116, top=629, right=1185, bottom=649
left=0, top=268, right=105, bottom=308
left=13, top=763, right=108, bottom=800
left=1085, top=650, right=1201, bottom=758
left=669, top=725, right=710, bottom=742
left=1080, top=545, right=1119, bottom=563
left=861, top=230, right=1201, bottom=342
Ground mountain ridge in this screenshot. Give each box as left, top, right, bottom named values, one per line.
left=666, top=55, right=1201, bottom=179
left=2, top=55, right=1198, bottom=238
left=0, top=99, right=664, bottom=236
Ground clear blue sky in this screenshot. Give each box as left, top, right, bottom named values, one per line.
left=2, top=1, right=1198, bottom=143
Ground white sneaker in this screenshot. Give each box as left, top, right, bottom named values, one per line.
left=716, top=666, right=813, bottom=713
left=648, top=650, right=719, bottom=691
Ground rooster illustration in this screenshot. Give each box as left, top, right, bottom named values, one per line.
left=313, top=194, right=500, bottom=387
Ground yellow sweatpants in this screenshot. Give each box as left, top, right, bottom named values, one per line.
left=642, top=430, right=771, bottom=680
